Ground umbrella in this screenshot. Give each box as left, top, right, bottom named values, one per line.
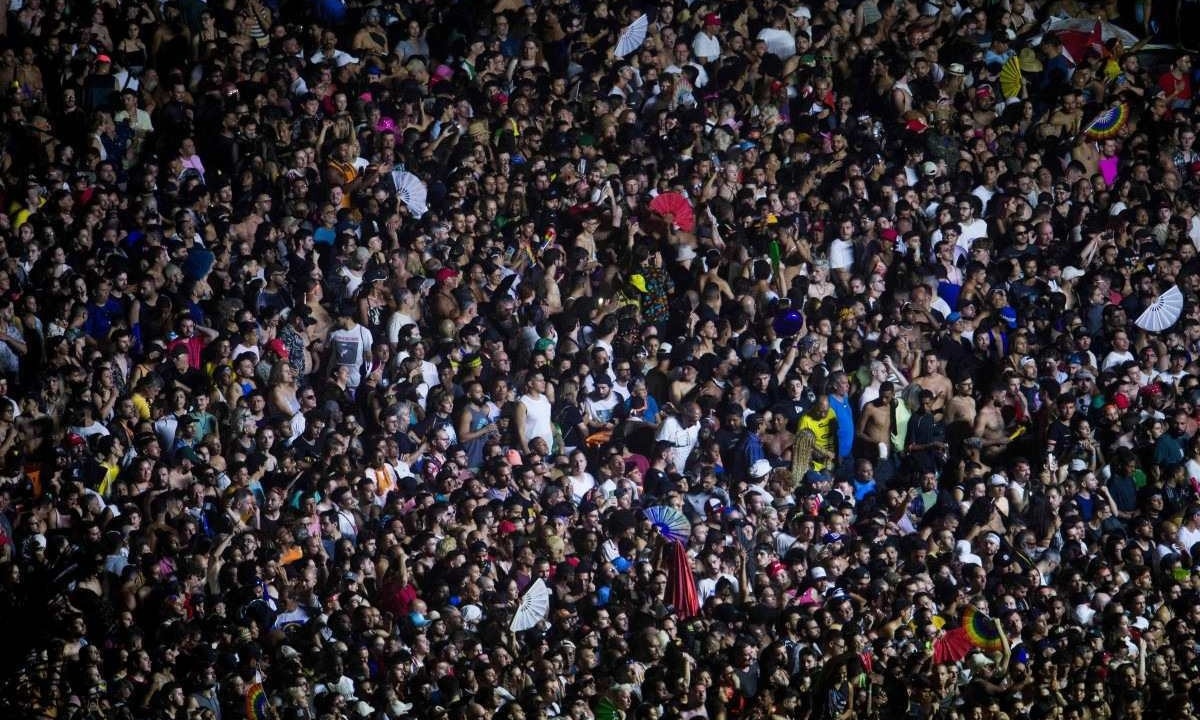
left=1136, top=285, right=1184, bottom=332
left=615, top=14, right=648, bottom=58
left=648, top=191, right=695, bottom=232
left=999, top=56, right=1024, bottom=99
left=644, top=505, right=690, bottom=544
left=665, top=540, right=700, bottom=619
left=962, top=606, right=1004, bottom=652
left=1083, top=102, right=1130, bottom=140
left=509, top=578, right=551, bottom=631
left=390, top=170, right=428, bottom=218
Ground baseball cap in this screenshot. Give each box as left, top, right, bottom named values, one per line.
left=703, top=13, right=721, bottom=26
left=266, top=338, right=289, bottom=360
left=435, top=267, right=460, bottom=283
left=803, top=470, right=831, bottom=484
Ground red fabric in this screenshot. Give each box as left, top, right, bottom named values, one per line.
left=932, top=626, right=974, bottom=664
left=377, top=580, right=418, bottom=616
left=1160, top=71, right=1193, bottom=103
left=648, top=192, right=696, bottom=232
left=665, top=540, right=700, bottom=619
left=1056, top=22, right=1103, bottom=64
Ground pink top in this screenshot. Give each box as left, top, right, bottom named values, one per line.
left=1099, top=154, right=1120, bottom=187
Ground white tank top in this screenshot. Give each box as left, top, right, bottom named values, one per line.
left=520, top=393, right=553, bottom=449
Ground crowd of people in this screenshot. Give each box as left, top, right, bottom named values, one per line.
left=3, top=0, right=1200, bottom=718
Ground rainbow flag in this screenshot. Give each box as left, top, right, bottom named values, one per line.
left=245, top=682, right=270, bottom=720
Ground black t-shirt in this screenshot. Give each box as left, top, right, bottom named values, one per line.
left=554, top=402, right=584, bottom=449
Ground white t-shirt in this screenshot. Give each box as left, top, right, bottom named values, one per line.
left=1178, top=524, right=1200, bottom=556
left=386, top=310, right=416, bottom=345
left=956, top=218, right=988, bottom=252
left=329, top=323, right=373, bottom=388
left=568, top=472, right=597, bottom=504
left=829, top=238, right=855, bottom=270
left=585, top=392, right=623, bottom=424
left=1101, top=350, right=1135, bottom=372
left=692, top=32, right=721, bottom=62
left=658, top=415, right=701, bottom=471
left=756, top=27, right=796, bottom=59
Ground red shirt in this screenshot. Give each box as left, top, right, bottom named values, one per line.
left=1159, top=70, right=1192, bottom=102
left=167, top=335, right=206, bottom=369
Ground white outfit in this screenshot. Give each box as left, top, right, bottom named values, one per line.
left=756, top=27, right=796, bottom=59
left=657, top=415, right=701, bottom=471
left=829, top=238, right=855, bottom=270
left=519, top=393, right=554, bottom=450
left=691, top=32, right=721, bottom=62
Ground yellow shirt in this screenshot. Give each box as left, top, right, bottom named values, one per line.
left=798, top=409, right=837, bottom=469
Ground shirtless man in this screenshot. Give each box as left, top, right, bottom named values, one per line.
left=944, top=376, right=977, bottom=449
left=857, top=382, right=896, bottom=483
left=670, top=360, right=700, bottom=405
left=974, top=385, right=1010, bottom=462
left=913, top=354, right=954, bottom=419
left=761, top=409, right=794, bottom=465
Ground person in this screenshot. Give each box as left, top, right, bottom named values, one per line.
left=2, top=4, right=1198, bottom=720
left=513, top=371, right=553, bottom=454
left=856, top=381, right=896, bottom=486
left=657, top=402, right=701, bottom=474
left=327, top=304, right=373, bottom=393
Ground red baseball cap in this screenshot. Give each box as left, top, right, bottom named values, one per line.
left=265, top=338, right=289, bottom=360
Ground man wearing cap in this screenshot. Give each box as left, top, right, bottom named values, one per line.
left=82, top=52, right=117, bottom=112
left=256, top=337, right=292, bottom=385
left=163, top=343, right=206, bottom=395
left=430, top=267, right=462, bottom=323
left=693, top=13, right=722, bottom=63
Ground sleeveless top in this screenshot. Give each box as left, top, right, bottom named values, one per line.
left=118, top=46, right=148, bottom=74
left=462, top=404, right=493, bottom=469
left=520, top=393, right=553, bottom=450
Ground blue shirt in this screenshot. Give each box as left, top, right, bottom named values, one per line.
left=745, top=432, right=765, bottom=467
left=829, top=393, right=854, bottom=458
left=83, top=298, right=124, bottom=340
left=626, top=395, right=660, bottom=424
